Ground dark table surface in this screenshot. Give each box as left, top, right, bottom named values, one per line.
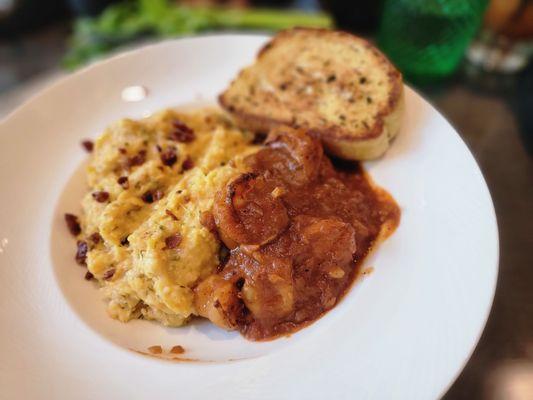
left=425, top=69, right=533, bottom=399
left=1, top=23, right=532, bottom=400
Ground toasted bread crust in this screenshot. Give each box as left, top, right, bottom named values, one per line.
left=219, top=28, right=404, bottom=160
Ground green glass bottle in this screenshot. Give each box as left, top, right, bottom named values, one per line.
left=378, top=0, right=488, bottom=81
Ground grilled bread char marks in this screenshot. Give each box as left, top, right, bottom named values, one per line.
left=219, top=28, right=404, bottom=160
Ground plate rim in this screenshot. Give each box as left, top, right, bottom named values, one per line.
left=0, top=33, right=499, bottom=399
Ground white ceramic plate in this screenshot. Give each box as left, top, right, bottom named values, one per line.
left=0, top=35, right=498, bottom=399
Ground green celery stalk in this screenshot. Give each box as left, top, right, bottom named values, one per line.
left=207, top=7, right=332, bottom=30
left=63, top=0, right=333, bottom=69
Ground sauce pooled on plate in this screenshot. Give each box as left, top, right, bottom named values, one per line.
left=194, top=127, right=400, bottom=340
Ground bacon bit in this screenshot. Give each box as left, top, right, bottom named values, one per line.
left=128, top=150, right=146, bottom=167
left=117, top=176, right=129, bottom=189
left=181, top=156, right=194, bottom=171
left=92, top=191, right=110, bottom=202
left=81, top=140, right=94, bottom=152
left=85, top=271, right=94, bottom=280
left=103, top=268, right=115, bottom=280
left=165, top=209, right=178, bottom=221
left=164, top=233, right=182, bottom=249
left=89, top=232, right=102, bottom=245
left=160, top=147, right=178, bottom=167
left=170, top=345, right=185, bottom=354
left=141, top=191, right=154, bottom=203
left=169, top=120, right=195, bottom=143
left=200, top=211, right=217, bottom=233
left=75, top=240, right=88, bottom=265
left=148, top=345, right=162, bottom=355
left=64, top=213, right=81, bottom=236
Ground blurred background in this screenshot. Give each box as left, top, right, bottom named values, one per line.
left=1, top=0, right=531, bottom=398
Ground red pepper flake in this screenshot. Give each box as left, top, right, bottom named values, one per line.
left=64, top=213, right=81, bottom=236
left=170, top=345, right=185, bottom=354
left=117, top=176, right=129, bottom=189
left=164, top=233, right=182, bottom=249
left=85, top=271, right=94, bottom=280
left=128, top=149, right=146, bottom=167
left=76, top=240, right=88, bottom=265
left=89, top=232, right=102, bottom=244
left=182, top=156, right=194, bottom=171
left=156, top=145, right=162, bottom=153
left=118, top=147, right=127, bottom=155
left=169, top=120, right=195, bottom=143
left=81, top=140, right=94, bottom=152
left=165, top=209, right=178, bottom=221
left=103, top=268, right=115, bottom=280
left=160, top=147, right=178, bottom=167
left=92, top=191, right=110, bottom=202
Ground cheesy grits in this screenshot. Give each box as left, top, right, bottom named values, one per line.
left=71, top=108, right=257, bottom=326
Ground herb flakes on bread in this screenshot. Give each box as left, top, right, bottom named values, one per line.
left=219, top=28, right=404, bottom=160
